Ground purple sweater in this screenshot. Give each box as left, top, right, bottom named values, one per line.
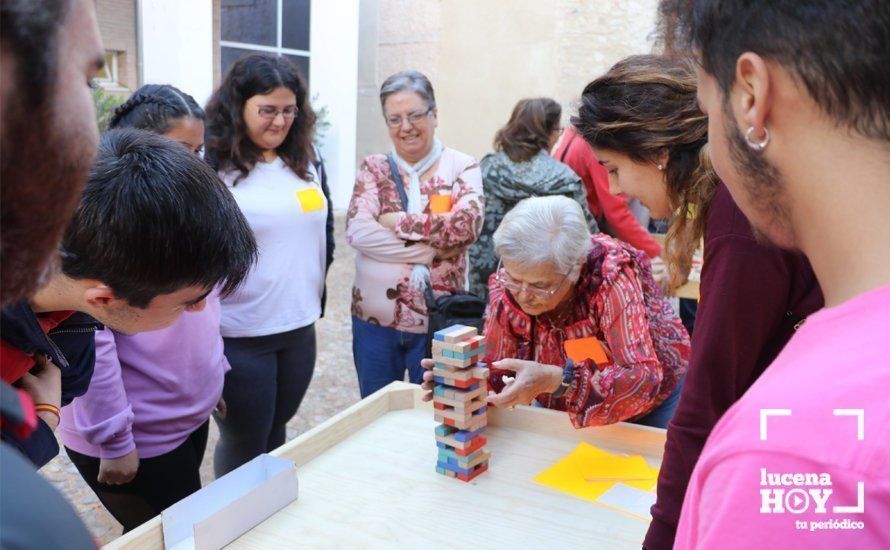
left=59, top=295, right=228, bottom=459
left=643, top=184, right=823, bottom=549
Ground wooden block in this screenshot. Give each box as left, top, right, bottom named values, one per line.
left=432, top=390, right=486, bottom=411
left=466, top=335, right=486, bottom=349
left=453, top=435, right=487, bottom=456
left=439, top=385, right=485, bottom=403
left=434, top=423, right=454, bottom=438
left=433, top=401, right=487, bottom=424
left=447, top=349, right=485, bottom=362
left=434, top=407, right=474, bottom=424
left=432, top=336, right=486, bottom=355
left=435, top=355, right=474, bottom=369
left=432, top=365, right=489, bottom=383
left=438, top=448, right=490, bottom=470
left=434, top=376, right=483, bottom=390
left=436, top=466, right=457, bottom=479
left=453, top=426, right=486, bottom=442
left=457, top=461, right=489, bottom=482
left=434, top=429, right=485, bottom=451
left=435, top=410, right=487, bottom=432
left=439, top=325, right=477, bottom=343
left=434, top=325, right=477, bottom=343
left=431, top=340, right=463, bottom=354
left=436, top=452, right=490, bottom=477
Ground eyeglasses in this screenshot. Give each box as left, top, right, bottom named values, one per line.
left=384, top=108, right=432, bottom=128
left=255, top=105, right=299, bottom=120
left=493, top=260, right=574, bottom=299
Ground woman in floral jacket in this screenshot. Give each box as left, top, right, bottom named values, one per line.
left=347, top=70, right=484, bottom=397
left=422, top=196, right=689, bottom=428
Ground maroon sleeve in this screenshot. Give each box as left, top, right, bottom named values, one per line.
left=643, top=232, right=795, bottom=549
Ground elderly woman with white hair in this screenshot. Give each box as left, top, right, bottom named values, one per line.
left=423, top=196, right=689, bottom=428
left=347, top=70, right=484, bottom=398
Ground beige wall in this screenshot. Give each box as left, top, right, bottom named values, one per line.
left=357, top=0, right=657, bottom=164
left=96, top=0, right=139, bottom=92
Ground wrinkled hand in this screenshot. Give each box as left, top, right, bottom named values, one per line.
left=486, top=359, right=562, bottom=409
left=215, top=396, right=227, bottom=420
left=420, top=358, right=437, bottom=401
left=98, top=449, right=139, bottom=485
left=18, top=357, right=62, bottom=430
left=378, top=212, right=401, bottom=230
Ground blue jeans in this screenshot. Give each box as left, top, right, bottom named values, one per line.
left=352, top=317, right=427, bottom=398
left=632, top=377, right=685, bottom=428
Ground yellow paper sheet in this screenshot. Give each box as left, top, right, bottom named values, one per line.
left=533, top=442, right=658, bottom=503
left=296, top=188, right=324, bottom=213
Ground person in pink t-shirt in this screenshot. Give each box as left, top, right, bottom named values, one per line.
left=675, top=0, right=890, bottom=548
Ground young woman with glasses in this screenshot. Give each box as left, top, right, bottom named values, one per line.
left=204, top=54, right=335, bottom=476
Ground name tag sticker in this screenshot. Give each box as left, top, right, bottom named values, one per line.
left=563, top=337, right=610, bottom=365
left=296, top=188, right=324, bottom=214
left=429, top=194, right=452, bottom=214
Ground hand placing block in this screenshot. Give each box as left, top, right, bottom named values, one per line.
left=432, top=324, right=491, bottom=483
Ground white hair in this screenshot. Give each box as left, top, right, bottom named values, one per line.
left=493, top=195, right=591, bottom=274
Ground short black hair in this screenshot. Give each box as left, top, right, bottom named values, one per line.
left=0, top=0, right=69, bottom=109
left=692, top=0, right=890, bottom=140
left=61, top=129, right=258, bottom=308
left=109, top=84, right=205, bottom=134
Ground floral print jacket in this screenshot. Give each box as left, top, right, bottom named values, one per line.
left=346, top=148, right=484, bottom=333
left=484, top=234, right=690, bottom=427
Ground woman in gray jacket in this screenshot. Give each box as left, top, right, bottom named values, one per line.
left=469, top=98, right=597, bottom=299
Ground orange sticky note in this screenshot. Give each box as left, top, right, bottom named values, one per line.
left=564, top=337, right=610, bottom=365
left=429, top=194, right=452, bottom=214
left=296, top=188, right=324, bottom=213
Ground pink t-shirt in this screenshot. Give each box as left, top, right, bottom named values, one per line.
left=675, top=284, right=890, bottom=549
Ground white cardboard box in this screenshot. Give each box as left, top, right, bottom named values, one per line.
left=162, top=454, right=298, bottom=550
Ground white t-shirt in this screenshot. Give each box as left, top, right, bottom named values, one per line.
left=220, top=157, right=327, bottom=338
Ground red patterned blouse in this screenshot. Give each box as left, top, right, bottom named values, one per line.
left=484, top=234, right=690, bottom=427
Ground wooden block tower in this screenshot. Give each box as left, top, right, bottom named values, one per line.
left=432, top=325, right=491, bottom=482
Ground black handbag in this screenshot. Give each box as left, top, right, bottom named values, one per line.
left=386, top=154, right=487, bottom=355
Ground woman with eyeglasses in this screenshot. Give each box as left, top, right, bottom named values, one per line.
left=346, top=70, right=484, bottom=398
left=422, top=195, right=689, bottom=428
left=204, top=54, right=334, bottom=476
left=467, top=97, right=599, bottom=301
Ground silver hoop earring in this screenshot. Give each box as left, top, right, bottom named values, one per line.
left=745, top=126, right=770, bottom=151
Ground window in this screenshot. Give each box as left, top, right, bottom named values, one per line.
left=220, top=0, right=311, bottom=83
left=94, top=51, right=123, bottom=89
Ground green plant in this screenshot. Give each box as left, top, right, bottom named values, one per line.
left=92, top=82, right=125, bottom=133
left=312, top=93, right=331, bottom=149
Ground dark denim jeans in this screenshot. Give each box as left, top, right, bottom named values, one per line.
left=632, top=377, right=685, bottom=428
left=352, top=316, right=427, bottom=398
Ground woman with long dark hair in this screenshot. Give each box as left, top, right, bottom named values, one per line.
left=205, top=54, right=334, bottom=476
left=573, top=54, right=822, bottom=548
